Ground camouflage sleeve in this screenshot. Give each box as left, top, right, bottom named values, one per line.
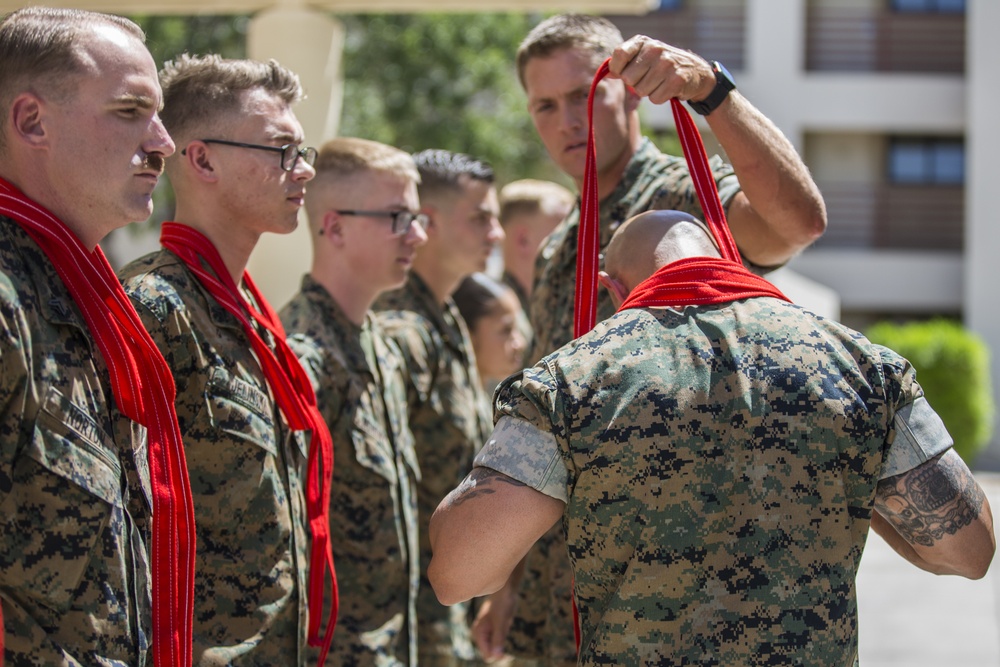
left=475, top=415, right=568, bottom=503
left=479, top=369, right=571, bottom=502
left=877, top=344, right=955, bottom=479
left=376, top=310, right=440, bottom=408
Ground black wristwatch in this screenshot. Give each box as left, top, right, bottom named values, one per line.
left=688, top=61, right=736, bottom=116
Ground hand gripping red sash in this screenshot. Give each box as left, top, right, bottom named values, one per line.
left=159, top=222, right=338, bottom=664
left=0, top=177, right=196, bottom=667
left=571, top=60, right=790, bottom=651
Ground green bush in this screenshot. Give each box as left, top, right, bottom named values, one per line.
left=866, top=318, right=995, bottom=466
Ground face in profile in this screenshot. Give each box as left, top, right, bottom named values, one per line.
left=336, top=172, right=428, bottom=293
left=437, top=179, right=503, bottom=277
left=40, top=23, right=174, bottom=238
left=469, top=288, right=526, bottom=383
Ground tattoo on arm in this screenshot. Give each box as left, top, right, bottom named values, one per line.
left=451, top=468, right=528, bottom=507
left=875, top=451, right=987, bottom=547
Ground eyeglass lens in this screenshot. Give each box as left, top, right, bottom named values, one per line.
left=281, top=144, right=318, bottom=171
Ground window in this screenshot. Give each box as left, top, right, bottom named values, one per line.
left=888, top=138, right=965, bottom=185
left=891, top=0, right=965, bottom=13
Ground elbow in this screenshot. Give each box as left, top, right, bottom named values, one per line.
left=961, top=535, right=996, bottom=581
left=428, top=558, right=467, bottom=606
left=428, top=554, right=498, bottom=606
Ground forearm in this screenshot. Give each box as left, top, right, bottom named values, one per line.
left=705, top=92, right=827, bottom=267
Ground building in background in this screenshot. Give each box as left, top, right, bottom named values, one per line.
left=607, top=0, right=1000, bottom=469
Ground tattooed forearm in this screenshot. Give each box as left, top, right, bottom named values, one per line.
left=875, top=451, right=986, bottom=547
left=450, top=467, right=528, bottom=507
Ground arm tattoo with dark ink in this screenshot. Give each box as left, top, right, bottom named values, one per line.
left=450, top=467, right=528, bottom=507
left=875, top=451, right=987, bottom=547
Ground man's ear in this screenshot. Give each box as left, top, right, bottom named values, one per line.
left=320, top=210, right=345, bottom=244
left=181, top=141, right=218, bottom=182
left=10, top=93, right=48, bottom=147
left=598, top=271, right=629, bottom=309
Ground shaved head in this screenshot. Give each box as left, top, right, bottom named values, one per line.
left=605, top=210, right=720, bottom=294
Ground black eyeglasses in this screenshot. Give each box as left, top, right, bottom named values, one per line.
left=185, top=139, right=318, bottom=172
left=335, top=209, right=430, bottom=236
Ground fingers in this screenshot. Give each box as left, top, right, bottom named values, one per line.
left=472, top=605, right=505, bottom=662
left=608, top=35, right=714, bottom=105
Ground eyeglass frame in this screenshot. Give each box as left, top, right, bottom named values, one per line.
left=334, top=209, right=430, bottom=236
left=182, top=139, right=318, bottom=172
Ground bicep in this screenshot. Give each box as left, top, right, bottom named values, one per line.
left=429, top=467, right=564, bottom=604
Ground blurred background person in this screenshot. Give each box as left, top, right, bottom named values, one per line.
left=454, top=272, right=527, bottom=393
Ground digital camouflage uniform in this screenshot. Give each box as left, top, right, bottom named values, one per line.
left=0, top=217, right=153, bottom=665
left=375, top=273, right=493, bottom=666
left=518, top=137, right=741, bottom=665
left=501, top=269, right=534, bottom=361
left=480, top=298, right=953, bottom=666
left=280, top=275, right=420, bottom=667
left=119, top=249, right=310, bottom=666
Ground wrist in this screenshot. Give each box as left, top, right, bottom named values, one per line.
left=688, top=60, right=736, bottom=116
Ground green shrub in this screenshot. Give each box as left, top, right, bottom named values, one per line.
left=866, top=318, right=995, bottom=466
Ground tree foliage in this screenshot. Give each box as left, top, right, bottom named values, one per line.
left=337, top=12, right=569, bottom=187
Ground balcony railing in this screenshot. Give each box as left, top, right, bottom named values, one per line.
left=606, top=4, right=747, bottom=69
left=806, top=5, right=965, bottom=73
left=813, top=182, right=964, bottom=250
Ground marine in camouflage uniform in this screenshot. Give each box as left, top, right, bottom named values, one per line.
left=375, top=273, right=493, bottom=666
left=119, top=252, right=311, bottom=665
left=0, top=218, right=154, bottom=665
left=281, top=275, right=420, bottom=666
left=481, top=297, right=956, bottom=665
left=515, top=138, right=740, bottom=664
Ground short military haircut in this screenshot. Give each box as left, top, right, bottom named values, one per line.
left=515, top=13, right=623, bottom=89
left=313, top=136, right=420, bottom=184
left=412, top=149, right=495, bottom=203
left=499, top=179, right=574, bottom=227
left=0, top=7, right=145, bottom=151
left=158, top=53, right=303, bottom=140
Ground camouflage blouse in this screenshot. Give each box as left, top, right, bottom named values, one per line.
left=1, top=217, right=153, bottom=665
left=282, top=275, right=420, bottom=666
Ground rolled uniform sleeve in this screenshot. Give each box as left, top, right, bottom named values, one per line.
left=879, top=345, right=955, bottom=479
left=475, top=416, right=568, bottom=503
left=882, top=396, right=954, bottom=479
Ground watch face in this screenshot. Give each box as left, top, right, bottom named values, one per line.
left=714, top=61, right=736, bottom=90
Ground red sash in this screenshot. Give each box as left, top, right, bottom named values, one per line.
left=159, top=222, right=338, bottom=664
left=575, top=59, right=788, bottom=326
left=0, top=177, right=196, bottom=666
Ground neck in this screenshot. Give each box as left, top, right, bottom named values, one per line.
left=505, top=258, right=533, bottom=298
left=0, top=169, right=109, bottom=251
left=412, top=255, right=463, bottom=305
left=311, top=261, right=378, bottom=326
left=170, top=208, right=256, bottom=285
left=580, top=120, right=643, bottom=202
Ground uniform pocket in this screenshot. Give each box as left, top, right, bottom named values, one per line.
left=350, top=396, right=398, bottom=485
left=0, top=386, right=120, bottom=612
left=204, top=367, right=277, bottom=457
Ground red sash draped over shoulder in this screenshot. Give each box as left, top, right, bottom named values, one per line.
left=575, top=61, right=788, bottom=331
left=160, top=222, right=338, bottom=665
left=0, top=176, right=196, bottom=667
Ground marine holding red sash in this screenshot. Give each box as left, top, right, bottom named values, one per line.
left=118, top=54, right=338, bottom=666
left=0, top=8, right=197, bottom=665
